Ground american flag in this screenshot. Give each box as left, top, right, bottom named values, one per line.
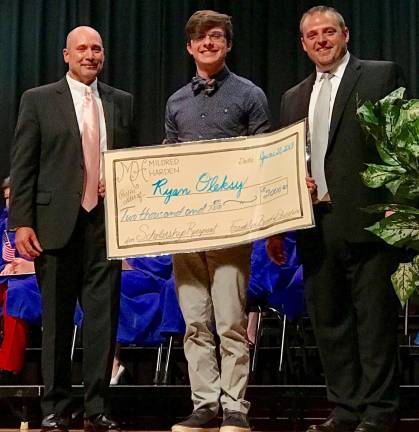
left=2, top=230, right=16, bottom=262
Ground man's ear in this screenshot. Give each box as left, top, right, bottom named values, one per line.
left=343, top=27, right=350, bottom=43
left=186, top=42, right=193, bottom=56
left=300, top=36, right=308, bottom=53
left=63, top=48, right=69, bottom=64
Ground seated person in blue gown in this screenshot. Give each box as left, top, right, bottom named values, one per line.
left=249, top=234, right=304, bottom=319
left=0, top=178, right=41, bottom=383
left=111, top=256, right=184, bottom=383
left=74, top=255, right=185, bottom=384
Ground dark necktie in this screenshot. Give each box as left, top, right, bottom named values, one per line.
left=191, top=77, right=217, bottom=96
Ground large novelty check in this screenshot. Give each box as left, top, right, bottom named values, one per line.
left=103, top=120, right=314, bottom=258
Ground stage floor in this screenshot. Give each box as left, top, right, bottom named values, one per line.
left=2, top=427, right=419, bottom=432
left=2, top=419, right=419, bottom=431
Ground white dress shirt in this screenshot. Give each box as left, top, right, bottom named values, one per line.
left=66, top=74, right=107, bottom=154
left=307, top=51, right=350, bottom=201
left=308, top=51, right=351, bottom=141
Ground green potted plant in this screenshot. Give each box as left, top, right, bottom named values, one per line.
left=357, top=87, right=419, bottom=305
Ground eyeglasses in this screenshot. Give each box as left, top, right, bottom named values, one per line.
left=193, top=31, right=225, bottom=42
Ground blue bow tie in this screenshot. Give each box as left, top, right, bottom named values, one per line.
left=191, top=77, right=217, bottom=96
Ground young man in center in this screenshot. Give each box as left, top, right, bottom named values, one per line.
left=165, top=10, right=270, bottom=432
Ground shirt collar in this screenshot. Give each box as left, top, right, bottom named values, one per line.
left=195, top=65, right=230, bottom=87
left=315, top=51, right=350, bottom=82
left=66, top=73, right=99, bottom=96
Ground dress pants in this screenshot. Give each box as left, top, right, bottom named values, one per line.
left=299, top=206, right=400, bottom=423
left=173, top=244, right=252, bottom=415
left=0, top=284, right=29, bottom=372
left=35, top=202, right=121, bottom=417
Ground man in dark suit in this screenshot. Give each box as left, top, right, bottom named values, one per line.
left=9, top=26, right=135, bottom=432
left=275, top=6, right=405, bottom=432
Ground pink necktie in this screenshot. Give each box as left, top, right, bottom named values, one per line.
left=81, top=86, right=100, bottom=212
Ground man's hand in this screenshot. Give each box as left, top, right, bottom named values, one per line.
left=306, top=176, right=318, bottom=203
left=98, top=180, right=105, bottom=198
left=0, top=263, right=15, bottom=275
left=122, top=259, right=133, bottom=270
left=0, top=258, right=35, bottom=275
left=266, top=234, right=287, bottom=266
left=11, top=257, right=35, bottom=274
left=15, top=227, right=43, bottom=260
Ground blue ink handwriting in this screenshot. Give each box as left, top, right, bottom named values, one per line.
left=152, top=178, right=191, bottom=204
left=196, top=173, right=247, bottom=198
left=259, top=142, right=294, bottom=166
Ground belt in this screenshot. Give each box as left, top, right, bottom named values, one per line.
left=314, top=201, right=333, bottom=212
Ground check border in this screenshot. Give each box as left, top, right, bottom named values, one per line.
left=104, top=120, right=314, bottom=258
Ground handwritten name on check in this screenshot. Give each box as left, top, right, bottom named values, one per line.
left=103, top=120, right=314, bottom=258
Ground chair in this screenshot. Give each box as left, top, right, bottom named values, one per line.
left=247, top=235, right=306, bottom=381
left=153, top=335, right=173, bottom=385
left=118, top=258, right=184, bottom=386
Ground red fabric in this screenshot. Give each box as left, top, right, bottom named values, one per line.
left=0, top=285, right=29, bottom=372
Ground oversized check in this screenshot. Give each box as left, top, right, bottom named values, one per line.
left=103, top=120, right=314, bottom=258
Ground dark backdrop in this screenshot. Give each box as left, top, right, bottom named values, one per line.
left=1, top=0, right=418, bottom=180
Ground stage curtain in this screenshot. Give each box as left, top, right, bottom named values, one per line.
left=0, top=0, right=418, bottom=179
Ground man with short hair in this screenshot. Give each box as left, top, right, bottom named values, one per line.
left=9, top=26, right=135, bottom=432
left=276, top=6, right=405, bottom=432
left=165, top=10, right=270, bottom=432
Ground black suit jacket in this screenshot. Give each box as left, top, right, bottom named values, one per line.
left=9, top=77, right=135, bottom=249
left=280, top=55, right=405, bottom=242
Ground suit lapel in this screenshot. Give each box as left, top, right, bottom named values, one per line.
left=329, top=55, right=362, bottom=146
left=296, top=73, right=316, bottom=121
left=55, top=78, right=80, bottom=142
left=99, top=82, right=115, bottom=150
